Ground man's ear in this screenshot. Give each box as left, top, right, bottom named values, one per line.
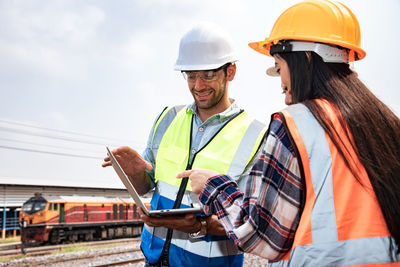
left=226, top=64, right=236, bottom=81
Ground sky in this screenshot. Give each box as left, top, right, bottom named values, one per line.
left=0, top=0, right=399, bottom=189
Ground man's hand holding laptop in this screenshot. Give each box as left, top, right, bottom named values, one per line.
left=102, top=146, right=153, bottom=195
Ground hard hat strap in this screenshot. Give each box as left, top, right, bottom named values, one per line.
left=270, top=41, right=349, bottom=63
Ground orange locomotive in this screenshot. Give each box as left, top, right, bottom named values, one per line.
left=20, top=193, right=149, bottom=245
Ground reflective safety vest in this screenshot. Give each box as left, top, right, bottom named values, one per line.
left=270, top=99, right=398, bottom=266
left=141, top=105, right=267, bottom=267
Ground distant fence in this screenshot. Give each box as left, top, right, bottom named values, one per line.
left=0, top=208, right=19, bottom=233
left=0, top=217, right=19, bottom=230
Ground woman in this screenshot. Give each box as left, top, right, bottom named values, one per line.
left=177, top=0, right=400, bottom=265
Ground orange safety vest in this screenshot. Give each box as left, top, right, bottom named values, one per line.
left=271, top=99, right=398, bottom=266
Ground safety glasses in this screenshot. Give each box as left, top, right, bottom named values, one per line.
left=182, top=64, right=229, bottom=83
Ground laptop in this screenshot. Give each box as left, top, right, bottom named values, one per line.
left=106, top=147, right=202, bottom=217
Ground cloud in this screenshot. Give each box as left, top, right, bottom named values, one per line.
left=119, top=33, right=158, bottom=70
left=0, top=1, right=105, bottom=82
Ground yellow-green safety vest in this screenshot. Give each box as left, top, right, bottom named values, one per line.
left=154, top=105, right=266, bottom=189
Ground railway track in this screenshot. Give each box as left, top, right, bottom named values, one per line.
left=30, top=246, right=142, bottom=267
left=0, top=238, right=143, bottom=267
left=0, top=237, right=140, bottom=257
left=0, top=237, right=271, bottom=266
left=92, top=257, right=145, bottom=267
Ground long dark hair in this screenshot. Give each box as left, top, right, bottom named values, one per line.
left=278, top=51, right=400, bottom=255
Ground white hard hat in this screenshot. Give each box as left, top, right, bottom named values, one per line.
left=174, top=22, right=238, bottom=71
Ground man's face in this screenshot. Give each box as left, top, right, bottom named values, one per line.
left=184, top=66, right=230, bottom=110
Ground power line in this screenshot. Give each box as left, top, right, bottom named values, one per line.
left=0, top=118, right=135, bottom=144
left=0, top=137, right=106, bottom=153
left=0, top=126, right=122, bottom=147
left=0, top=145, right=102, bottom=160
left=0, top=120, right=146, bottom=158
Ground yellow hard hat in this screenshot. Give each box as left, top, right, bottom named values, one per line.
left=249, top=0, right=366, bottom=62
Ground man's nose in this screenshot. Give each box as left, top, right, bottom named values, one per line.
left=194, top=76, right=206, bottom=90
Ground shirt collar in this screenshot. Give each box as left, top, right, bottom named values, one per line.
left=186, top=98, right=241, bottom=122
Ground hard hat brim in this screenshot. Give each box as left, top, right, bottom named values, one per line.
left=174, top=60, right=238, bottom=71
left=249, top=37, right=366, bottom=62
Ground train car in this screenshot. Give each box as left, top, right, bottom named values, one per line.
left=19, top=193, right=149, bottom=245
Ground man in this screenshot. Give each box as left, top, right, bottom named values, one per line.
left=102, top=22, right=266, bottom=267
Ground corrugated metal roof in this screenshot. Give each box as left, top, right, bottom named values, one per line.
left=0, top=185, right=153, bottom=207
left=0, top=185, right=132, bottom=207
left=44, top=195, right=136, bottom=203
left=0, top=176, right=125, bottom=190
left=0, top=176, right=154, bottom=208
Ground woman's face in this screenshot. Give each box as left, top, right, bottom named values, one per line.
left=274, top=55, right=293, bottom=105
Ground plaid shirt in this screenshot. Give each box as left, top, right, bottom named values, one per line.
left=200, top=114, right=303, bottom=260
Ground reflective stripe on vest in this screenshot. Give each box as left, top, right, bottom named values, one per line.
left=141, top=225, right=244, bottom=266
left=141, top=105, right=267, bottom=266
left=143, top=221, right=241, bottom=258
left=270, top=100, right=397, bottom=266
